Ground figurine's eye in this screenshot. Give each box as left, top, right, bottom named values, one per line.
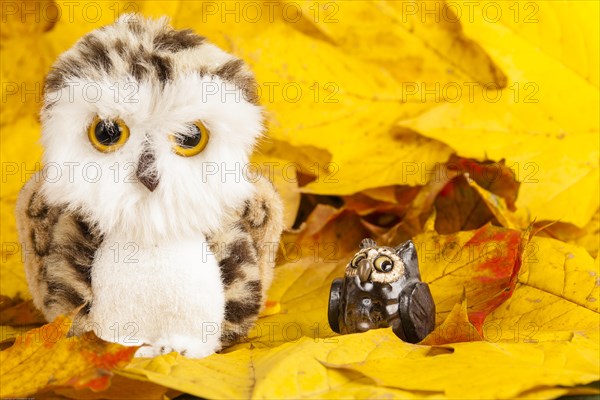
left=351, top=254, right=366, bottom=268
left=170, top=120, right=210, bottom=157
left=88, top=116, right=130, bottom=152
left=374, top=256, right=393, bottom=272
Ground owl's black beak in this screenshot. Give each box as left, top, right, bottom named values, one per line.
left=136, top=149, right=159, bottom=192
left=357, top=259, right=373, bottom=283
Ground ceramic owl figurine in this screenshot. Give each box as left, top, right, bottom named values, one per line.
left=15, top=15, right=283, bottom=358
left=328, top=239, right=436, bottom=343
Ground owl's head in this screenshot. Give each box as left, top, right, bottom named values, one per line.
left=39, top=15, right=263, bottom=241
left=345, top=239, right=420, bottom=284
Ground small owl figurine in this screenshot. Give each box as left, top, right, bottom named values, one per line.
left=15, top=15, right=283, bottom=358
left=328, top=238, right=436, bottom=343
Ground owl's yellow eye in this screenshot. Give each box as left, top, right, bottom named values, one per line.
left=88, top=116, right=130, bottom=153
left=374, top=255, right=393, bottom=272
left=170, top=120, right=210, bottom=157
left=351, top=253, right=366, bottom=268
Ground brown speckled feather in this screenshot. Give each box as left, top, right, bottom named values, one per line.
left=15, top=172, right=102, bottom=334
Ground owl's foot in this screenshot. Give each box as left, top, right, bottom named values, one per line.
left=135, top=345, right=163, bottom=358
left=135, top=335, right=219, bottom=359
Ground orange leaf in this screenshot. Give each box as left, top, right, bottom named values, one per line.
left=447, top=156, right=521, bottom=210
left=0, top=315, right=137, bottom=398
left=0, top=298, right=46, bottom=326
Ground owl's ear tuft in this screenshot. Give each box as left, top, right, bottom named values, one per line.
left=115, top=13, right=170, bottom=30
left=359, top=238, right=377, bottom=249
left=396, top=240, right=416, bottom=258
left=116, top=13, right=141, bottom=25
left=396, top=240, right=421, bottom=279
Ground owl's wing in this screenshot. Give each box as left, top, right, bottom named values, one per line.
left=210, top=175, right=284, bottom=348
left=393, top=280, right=436, bottom=343
left=15, top=172, right=103, bottom=334
left=237, top=175, right=284, bottom=297
left=328, top=278, right=344, bottom=333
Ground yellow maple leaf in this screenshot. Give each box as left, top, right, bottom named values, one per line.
left=421, top=289, right=483, bottom=345
left=400, top=1, right=599, bottom=228
left=325, top=337, right=599, bottom=399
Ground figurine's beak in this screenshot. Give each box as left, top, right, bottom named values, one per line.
left=357, top=259, right=373, bottom=283
left=136, top=145, right=159, bottom=192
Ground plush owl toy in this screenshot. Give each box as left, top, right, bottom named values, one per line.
left=15, top=15, right=283, bottom=358
left=328, top=238, right=436, bottom=343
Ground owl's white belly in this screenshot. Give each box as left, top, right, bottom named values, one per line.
left=89, top=232, right=224, bottom=358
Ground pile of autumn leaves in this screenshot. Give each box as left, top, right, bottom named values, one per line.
left=1, top=1, right=599, bottom=398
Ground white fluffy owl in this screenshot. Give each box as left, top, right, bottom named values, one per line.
left=15, top=15, right=283, bottom=358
